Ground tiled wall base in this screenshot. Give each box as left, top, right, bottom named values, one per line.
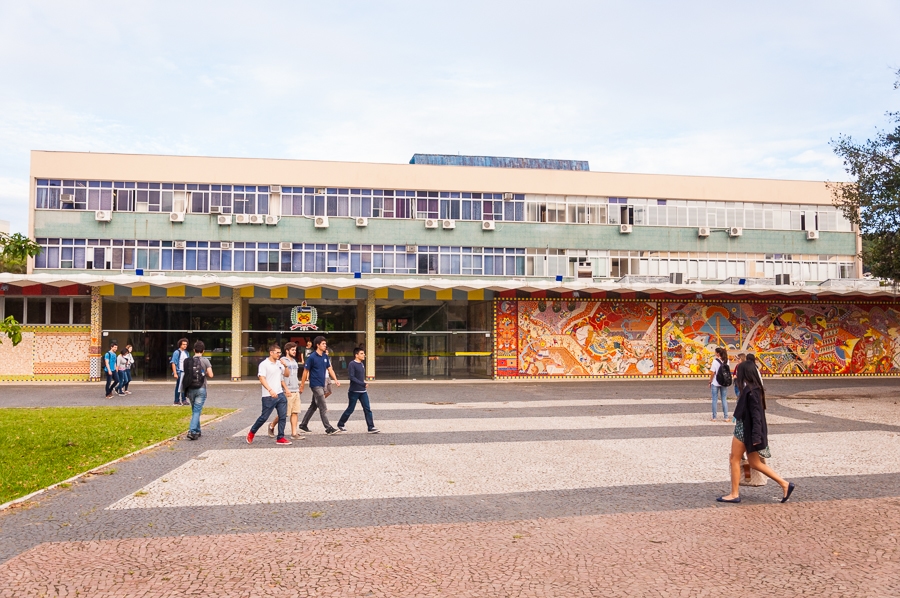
left=0, top=374, right=91, bottom=382
left=0, top=326, right=92, bottom=381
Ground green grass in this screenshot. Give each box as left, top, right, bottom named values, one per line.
left=0, top=406, right=234, bottom=504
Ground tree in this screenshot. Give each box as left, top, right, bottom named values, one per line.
left=0, top=232, right=41, bottom=346
left=830, top=69, right=900, bottom=283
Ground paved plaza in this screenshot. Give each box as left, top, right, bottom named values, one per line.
left=1, top=378, right=899, bottom=596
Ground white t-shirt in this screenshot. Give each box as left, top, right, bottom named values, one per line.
left=258, top=358, right=286, bottom=398
left=710, top=358, right=722, bottom=387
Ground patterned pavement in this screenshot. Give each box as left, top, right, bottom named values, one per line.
left=1, top=378, right=899, bottom=597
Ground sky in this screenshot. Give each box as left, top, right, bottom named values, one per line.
left=1, top=1, right=899, bottom=234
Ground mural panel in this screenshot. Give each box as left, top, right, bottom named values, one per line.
left=660, top=302, right=900, bottom=375
left=498, top=300, right=657, bottom=377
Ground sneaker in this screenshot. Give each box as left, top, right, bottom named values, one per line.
left=105, top=395, right=113, bottom=399
left=325, top=427, right=339, bottom=435
left=299, top=425, right=311, bottom=433
left=290, top=434, right=306, bottom=440
left=367, top=428, right=381, bottom=434
left=275, top=437, right=292, bottom=445
left=186, top=432, right=198, bottom=440
left=337, top=425, right=347, bottom=432
left=182, top=401, right=190, bottom=406
left=246, top=431, right=255, bottom=444
left=267, top=424, right=276, bottom=438
left=124, top=391, right=132, bottom=395
left=117, top=392, right=127, bottom=396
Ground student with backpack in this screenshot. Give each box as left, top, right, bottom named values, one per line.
left=181, top=340, right=213, bottom=440
left=104, top=340, right=118, bottom=399
left=708, top=346, right=732, bottom=422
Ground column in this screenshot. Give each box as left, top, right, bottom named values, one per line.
left=366, top=289, right=376, bottom=380
left=231, top=288, right=242, bottom=381
left=89, top=286, right=103, bottom=381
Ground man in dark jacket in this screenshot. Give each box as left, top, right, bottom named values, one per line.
left=336, top=347, right=379, bottom=433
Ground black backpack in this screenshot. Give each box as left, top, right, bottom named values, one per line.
left=182, top=356, right=206, bottom=390
left=715, top=358, right=733, bottom=387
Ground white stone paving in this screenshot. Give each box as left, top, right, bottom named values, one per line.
left=373, top=399, right=708, bottom=410
left=779, top=398, right=900, bottom=427
left=233, top=412, right=807, bottom=437
left=109, top=430, right=900, bottom=509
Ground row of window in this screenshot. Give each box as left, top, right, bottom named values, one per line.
left=34, top=180, right=852, bottom=232
left=0, top=297, right=90, bottom=325
left=33, top=239, right=856, bottom=281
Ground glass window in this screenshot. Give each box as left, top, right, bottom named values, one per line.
left=5, top=297, right=24, bottom=323
left=50, top=298, right=70, bottom=324
left=27, top=298, right=47, bottom=324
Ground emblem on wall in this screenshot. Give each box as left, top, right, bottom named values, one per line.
left=290, top=301, right=319, bottom=331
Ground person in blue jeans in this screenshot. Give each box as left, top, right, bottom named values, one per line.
left=708, top=346, right=730, bottom=421
left=103, top=340, right=118, bottom=399
left=182, top=340, right=213, bottom=440
left=337, top=347, right=379, bottom=433
left=170, top=338, right=189, bottom=406
left=246, top=344, right=292, bottom=445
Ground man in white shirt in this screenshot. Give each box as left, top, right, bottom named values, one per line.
left=247, top=344, right=292, bottom=445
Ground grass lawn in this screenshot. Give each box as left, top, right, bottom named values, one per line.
left=0, top=406, right=234, bottom=504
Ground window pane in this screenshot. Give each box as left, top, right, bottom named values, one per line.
left=50, top=298, right=70, bottom=324
left=27, top=298, right=47, bottom=324
left=5, top=298, right=25, bottom=322
left=72, top=299, right=89, bottom=324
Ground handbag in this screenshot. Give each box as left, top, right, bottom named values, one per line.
left=740, top=457, right=768, bottom=486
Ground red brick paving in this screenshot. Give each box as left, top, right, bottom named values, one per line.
left=2, top=497, right=898, bottom=597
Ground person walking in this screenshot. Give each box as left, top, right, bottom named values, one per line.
left=181, top=340, right=213, bottom=440
left=298, top=336, right=341, bottom=435
left=115, top=347, right=130, bottom=396
left=170, top=338, right=189, bottom=406
left=717, top=353, right=795, bottom=504
left=119, top=343, right=135, bottom=394
left=103, top=340, right=118, bottom=399
left=302, top=339, right=313, bottom=363
left=337, top=347, right=379, bottom=433
left=708, top=347, right=731, bottom=421
left=267, top=342, right=305, bottom=440
left=247, top=344, right=292, bottom=445
left=732, top=353, right=745, bottom=399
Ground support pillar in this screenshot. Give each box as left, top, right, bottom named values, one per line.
left=231, top=288, right=242, bottom=381
left=89, top=286, right=103, bottom=381
left=366, top=289, right=376, bottom=380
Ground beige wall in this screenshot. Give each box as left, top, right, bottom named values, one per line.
left=31, top=150, right=834, bottom=207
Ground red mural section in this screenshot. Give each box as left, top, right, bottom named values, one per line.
left=495, top=299, right=900, bottom=378
left=496, top=300, right=657, bottom=377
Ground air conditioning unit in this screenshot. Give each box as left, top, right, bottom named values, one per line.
left=265, top=215, right=279, bottom=225
left=406, top=245, right=418, bottom=253
left=60, top=193, right=75, bottom=203
left=698, top=226, right=710, bottom=237
left=619, top=224, right=633, bottom=234
left=170, top=212, right=185, bottom=222
left=210, top=205, right=222, bottom=214
left=425, top=219, right=439, bottom=229
left=314, top=216, right=329, bottom=228
left=806, top=230, right=819, bottom=240
left=338, top=243, right=351, bottom=251
left=315, top=188, right=326, bottom=195
left=235, top=213, right=251, bottom=224
left=280, top=242, right=293, bottom=250
left=269, top=185, right=282, bottom=193
left=687, top=278, right=701, bottom=284
left=249, top=214, right=265, bottom=224
left=217, top=214, right=232, bottom=225
left=95, top=210, right=112, bottom=222
left=220, top=242, right=232, bottom=249
left=174, top=241, right=186, bottom=249
left=669, top=272, right=684, bottom=284
left=355, top=217, right=368, bottom=227
left=775, top=274, right=791, bottom=285
left=482, top=220, right=496, bottom=231
left=728, top=227, right=743, bottom=237
left=502, top=192, right=514, bottom=201
left=442, top=219, right=456, bottom=229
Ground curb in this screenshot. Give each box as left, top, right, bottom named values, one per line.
left=0, top=408, right=240, bottom=512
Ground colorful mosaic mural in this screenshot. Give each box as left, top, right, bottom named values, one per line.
left=660, top=302, right=900, bottom=376
left=496, top=299, right=657, bottom=377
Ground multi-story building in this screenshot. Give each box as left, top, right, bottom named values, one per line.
left=0, top=150, right=896, bottom=383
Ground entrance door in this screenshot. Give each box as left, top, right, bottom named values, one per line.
left=408, top=334, right=449, bottom=379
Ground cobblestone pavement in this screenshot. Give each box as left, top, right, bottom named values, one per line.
left=1, top=379, right=899, bottom=596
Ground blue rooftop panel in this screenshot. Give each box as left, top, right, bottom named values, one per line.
left=410, top=154, right=589, bottom=171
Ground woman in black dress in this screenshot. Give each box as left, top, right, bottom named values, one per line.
left=717, top=354, right=796, bottom=504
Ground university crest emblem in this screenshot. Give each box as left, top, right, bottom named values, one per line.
left=290, top=301, right=319, bottom=331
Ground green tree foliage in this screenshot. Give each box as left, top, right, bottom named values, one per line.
left=830, top=69, right=900, bottom=283
left=0, top=232, right=42, bottom=345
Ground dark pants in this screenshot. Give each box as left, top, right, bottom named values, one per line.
left=338, top=391, right=375, bottom=430
left=300, top=386, right=333, bottom=430
left=250, top=394, right=288, bottom=439
left=105, top=372, right=117, bottom=396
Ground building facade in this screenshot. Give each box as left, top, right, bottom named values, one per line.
left=0, top=150, right=897, bottom=382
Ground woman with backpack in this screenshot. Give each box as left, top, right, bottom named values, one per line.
left=717, top=353, right=796, bottom=504
left=708, top=347, right=732, bottom=422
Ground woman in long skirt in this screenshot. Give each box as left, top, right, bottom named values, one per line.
left=717, top=354, right=796, bottom=504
